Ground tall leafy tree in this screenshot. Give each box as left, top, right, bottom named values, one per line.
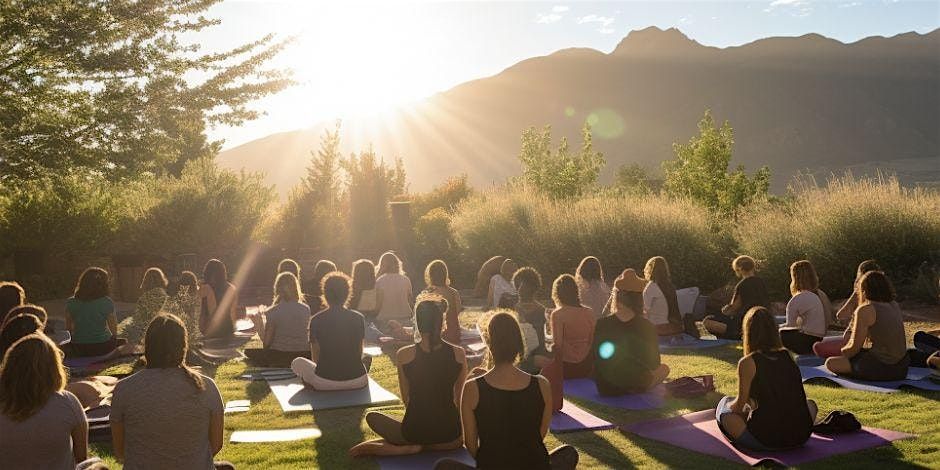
left=518, top=123, right=605, bottom=199
left=0, top=0, right=292, bottom=182
left=342, top=147, right=407, bottom=253
left=663, top=110, right=770, bottom=217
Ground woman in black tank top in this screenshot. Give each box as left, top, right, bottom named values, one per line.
left=434, top=311, right=579, bottom=470
left=350, top=297, right=467, bottom=458
left=716, top=307, right=817, bottom=450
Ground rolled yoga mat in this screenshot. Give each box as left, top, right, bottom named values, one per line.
left=620, top=409, right=914, bottom=467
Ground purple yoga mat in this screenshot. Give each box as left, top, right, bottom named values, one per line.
left=621, top=409, right=914, bottom=467
left=377, top=448, right=474, bottom=470
left=800, top=365, right=940, bottom=393
left=658, top=334, right=738, bottom=350
left=550, top=400, right=615, bottom=433
left=564, top=379, right=666, bottom=410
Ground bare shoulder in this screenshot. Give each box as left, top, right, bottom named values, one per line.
left=451, top=344, right=467, bottom=363
left=396, top=344, right=416, bottom=364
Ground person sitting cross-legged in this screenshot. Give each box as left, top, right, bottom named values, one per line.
left=291, top=272, right=369, bottom=391
left=349, top=296, right=467, bottom=458
left=434, top=311, right=578, bottom=470
left=593, top=269, right=670, bottom=396
left=244, top=271, right=312, bottom=367
left=716, top=306, right=817, bottom=451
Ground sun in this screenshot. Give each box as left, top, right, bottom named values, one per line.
left=284, top=3, right=445, bottom=119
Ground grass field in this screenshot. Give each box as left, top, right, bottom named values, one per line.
left=90, top=310, right=940, bottom=469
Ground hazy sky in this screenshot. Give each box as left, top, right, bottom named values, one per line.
left=202, top=0, right=940, bottom=149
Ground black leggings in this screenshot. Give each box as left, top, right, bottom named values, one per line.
left=780, top=330, right=822, bottom=355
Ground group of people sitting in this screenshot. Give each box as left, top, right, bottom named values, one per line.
left=0, top=249, right=939, bottom=469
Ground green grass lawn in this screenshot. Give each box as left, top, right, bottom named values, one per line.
left=90, top=312, right=940, bottom=469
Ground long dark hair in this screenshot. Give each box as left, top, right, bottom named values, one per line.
left=0, top=312, right=44, bottom=360
left=307, top=260, right=338, bottom=301
left=202, top=259, right=230, bottom=299
left=742, top=307, right=782, bottom=355
left=0, top=282, right=25, bottom=325
left=415, top=296, right=447, bottom=348
left=512, top=267, right=542, bottom=302
left=424, top=260, right=450, bottom=288
left=144, top=314, right=205, bottom=391
left=482, top=310, right=525, bottom=365
left=576, top=256, right=604, bottom=284
left=140, top=267, right=169, bottom=292
left=644, top=256, right=681, bottom=324
left=74, top=267, right=110, bottom=301
left=552, top=274, right=582, bottom=308
left=350, top=259, right=376, bottom=308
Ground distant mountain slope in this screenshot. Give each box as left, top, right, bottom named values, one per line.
left=218, top=27, right=940, bottom=195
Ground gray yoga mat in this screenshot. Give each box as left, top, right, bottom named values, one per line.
left=267, top=377, right=400, bottom=412
left=800, top=365, right=940, bottom=393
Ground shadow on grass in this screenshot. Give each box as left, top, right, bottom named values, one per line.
left=245, top=378, right=273, bottom=402
left=555, top=431, right=637, bottom=468
left=312, top=407, right=368, bottom=469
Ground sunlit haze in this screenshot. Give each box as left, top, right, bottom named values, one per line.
left=203, top=0, right=940, bottom=149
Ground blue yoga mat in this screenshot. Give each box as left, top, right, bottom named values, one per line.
left=800, top=365, right=940, bottom=393
left=377, top=448, right=474, bottom=470
left=564, top=378, right=666, bottom=410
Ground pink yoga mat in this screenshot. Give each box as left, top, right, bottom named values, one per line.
left=550, top=400, right=615, bottom=433
left=621, top=409, right=914, bottom=467
left=564, top=378, right=666, bottom=410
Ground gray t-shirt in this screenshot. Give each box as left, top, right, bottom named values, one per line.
left=111, top=368, right=223, bottom=470
left=0, top=390, right=85, bottom=470
left=265, top=301, right=312, bottom=351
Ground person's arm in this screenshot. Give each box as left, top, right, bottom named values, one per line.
left=453, top=347, right=468, bottom=407
left=262, top=315, right=276, bottom=348
left=643, top=285, right=654, bottom=318
left=308, top=317, right=321, bottom=362
left=836, top=292, right=859, bottom=323
left=374, top=285, right=385, bottom=315
left=841, top=305, right=874, bottom=358
left=228, top=285, right=239, bottom=324
left=107, top=312, right=119, bottom=338
left=65, top=308, right=75, bottom=333
left=209, top=410, right=224, bottom=456
left=71, top=398, right=89, bottom=465
left=722, top=283, right=742, bottom=315
left=111, top=421, right=125, bottom=463
left=729, top=356, right=756, bottom=414
left=396, top=346, right=413, bottom=407
left=406, top=279, right=414, bottom=310
left=536, top=375, right=553, bottom=438
left=783, top=296, right=800, bottom=328
left=486, top=281, right=495, bottom=310
left=550, top=311, right=564, bottom=357
left=460, top=379, right=480, bottom=457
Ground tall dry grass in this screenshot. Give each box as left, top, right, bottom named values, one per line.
left=736, top=174, right=940, bottom=299
left=450, top=188, right=734, bottom=291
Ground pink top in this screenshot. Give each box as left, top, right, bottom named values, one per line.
left=550, top=306, right=596, bottom=363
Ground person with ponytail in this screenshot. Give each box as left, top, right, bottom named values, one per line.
left=0, top=333, right=88, bottom=470
left=434, top=311, right=579, bottom=470
left=198, top=259, right=238, bottom=339
left=350, top=296, right=467, bottom=458
left=245, top=272, right=312, bottom=367
left=111, top=314, right=232, bottom=469
left=716, top=307, right=816, bottom=451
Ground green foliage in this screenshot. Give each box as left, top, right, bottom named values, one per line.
left=0, top=0, right=291, bottom=182
left=518, top=123, right=605, bottom=199
left=341, top=148, right=407, bottom=253
left=450, top=189, right=732, bottom=291
left=411, top=175, right=473, bottom=219
left=736, top=174, right=940, bottom=299
left=0, top=169, right=139, bottom=256
left=613, top=163, right=653, bottom=195
left=260, top=122, right=346, bottom=252
left=115, top=159, right=274, bottom=256
left=663, top=110, right=770, bottom=217
left=414, top=208, right=454, bottom=259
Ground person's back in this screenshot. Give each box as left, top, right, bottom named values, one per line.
left=401, top=343, right=462, bottom=444
left=309, top=306, right=366, bottom=380
left=516, top=301, right=547, bottom=350
left=553, top=306, right=595, bottom=363
left=579, top=280, right=610, bottom=319
left=868, top=301, right=907, bottom=364
left=473, top=374, right=549, bottom=469
left=785, top=291, right=826, bottom=337
left=0, top=390, right=85, bottom=470
left=110, top=368, right=222, bottom=470
left=67, top=296, right=114, bottom=345
left=593, top=314, right=659, bottom=395
left=643, top=281, right=669, bottom=326
left=266, top=301, right=311, bottom=352
left=375, top=273, right=412, bottom=320
left=746, top=350, right=813, bottom=448
left=737, top=276, right=769, bottom=313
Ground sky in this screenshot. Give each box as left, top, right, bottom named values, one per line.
left=200, top=0, right=940, bottom=149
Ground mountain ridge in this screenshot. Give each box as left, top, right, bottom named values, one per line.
left=218, top=27, right=940, bottom=195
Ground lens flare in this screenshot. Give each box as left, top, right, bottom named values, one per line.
left=598, top=341, right=615, bottom=360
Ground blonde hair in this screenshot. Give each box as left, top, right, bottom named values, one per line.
left=0, top=334, right=67, bottom=422
left=272, top=271, right=303, bottom=305
left=789, top=260, right=819, bottom=296
left=140, top=267, right=169, bottom=291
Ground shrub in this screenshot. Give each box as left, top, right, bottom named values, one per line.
left=411, top=175, right=473, bottom=218
left=736, top=174, right=940, bottom=299
left=518, top=123, right=605, bottom=199
left=451, top=188, right=733, bottom=292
